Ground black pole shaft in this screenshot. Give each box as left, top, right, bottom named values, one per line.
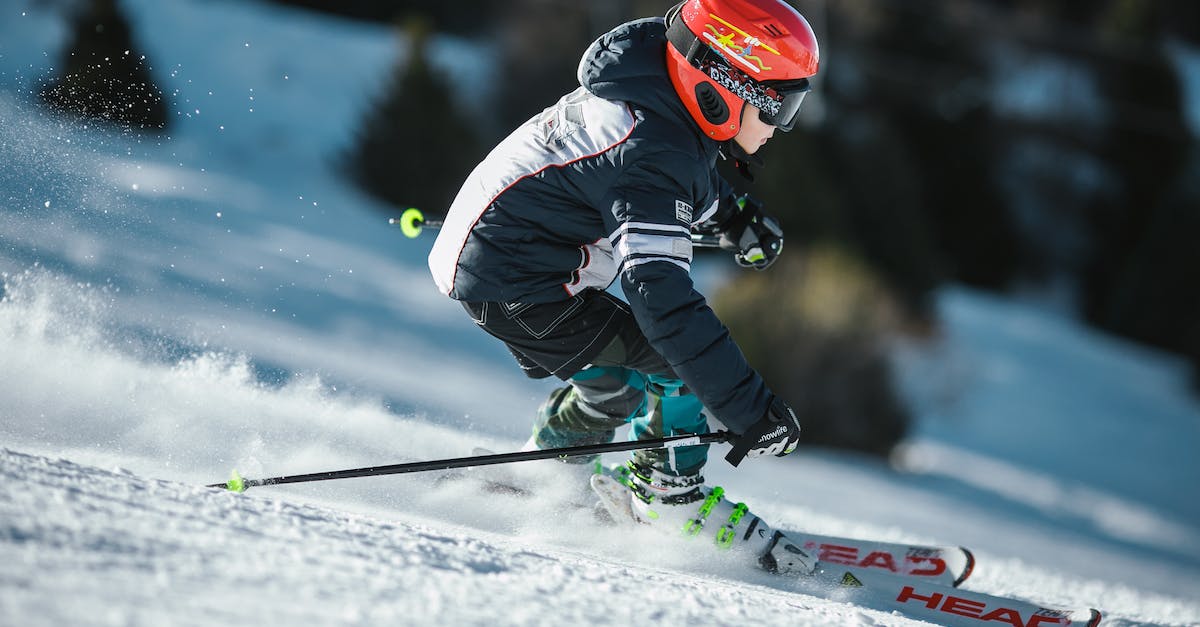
left=395, top=216, right=723, bottom=249
left=208, top=431, right=733, bottom=490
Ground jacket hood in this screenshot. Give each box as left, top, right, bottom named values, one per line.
left=577, top=18, right=706, bottom=144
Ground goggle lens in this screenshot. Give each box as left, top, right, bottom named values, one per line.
left=757, top=87, right=807, bottom=131
left=690, top=48, right=810, bottom=131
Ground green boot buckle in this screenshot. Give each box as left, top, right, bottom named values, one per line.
left=682, top=486, right=724, bottom=536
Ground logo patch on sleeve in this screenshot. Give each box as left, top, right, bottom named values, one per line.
left=675, top=199, right=694, bottom=224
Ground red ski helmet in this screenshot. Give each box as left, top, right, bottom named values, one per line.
left=664, top=0, right=819, bottom=141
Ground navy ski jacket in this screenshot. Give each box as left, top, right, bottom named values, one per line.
left=429, top=17, right=771, bottom=434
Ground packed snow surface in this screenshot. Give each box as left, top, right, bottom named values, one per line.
left=2, top=0, right=1199, bottom=625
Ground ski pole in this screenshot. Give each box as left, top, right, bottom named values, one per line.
left=389, top=207, right=725, bottom=248
left=209, top=430, right=734, bottom=493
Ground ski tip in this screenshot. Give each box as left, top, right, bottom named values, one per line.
left=225, top=469, right=246, bottom=493
left=953, top=546, right=976, bottom=587
left=1087, top=608, right=1103, bottom=627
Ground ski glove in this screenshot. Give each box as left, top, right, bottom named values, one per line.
left=718, top=194, right=784, bottom=270
left=724, top=396, right=801, bottom=467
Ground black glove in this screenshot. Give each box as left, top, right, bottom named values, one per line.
left=718, top=194, right=784, bottom=270
left=724, top=396, right=801, bottom=467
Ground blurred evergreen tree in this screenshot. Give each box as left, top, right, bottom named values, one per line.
left=1100, top=161, right=1200, bottom=393
left=730, top=0, right=1008, bottom=323
left=261, top=0, right=497, bottom=36
left=865, top=1, right=1017, bottom=291
left=347, top=17, right=482, bottom=217
left=491, top=0, right=592, bottom=135
left=740, top=116, right=941, bottom=319
left=1077, top=1, right=1199, bottom=388
left=488, top=1, right=682, bottom=138
left=39, top=0, right=168, bottom=131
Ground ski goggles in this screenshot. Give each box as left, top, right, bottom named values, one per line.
left=755, top=77, right=809, bottom=131
left=693, top=50, right=810, bottom=131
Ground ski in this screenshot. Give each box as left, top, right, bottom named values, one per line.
left=438, top=450, right=1101, bottom=625
left=812, top=565, right=1102, bottom=627
left=781, top=529, right=973, bottom=587
left=591, top=474, right=1100, bottom=626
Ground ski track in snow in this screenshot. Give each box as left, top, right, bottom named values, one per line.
left=2, top=0, right=1200, bottom=625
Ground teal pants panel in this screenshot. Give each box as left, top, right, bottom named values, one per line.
left=532, top=367, right=709, bottom=476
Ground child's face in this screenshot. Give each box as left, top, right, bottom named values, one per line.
left=733, top=104, right=777, bottom=155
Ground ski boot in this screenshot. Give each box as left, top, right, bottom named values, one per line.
left=594, top=461, right=817, bottom=575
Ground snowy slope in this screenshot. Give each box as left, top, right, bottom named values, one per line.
left=2, top=446, right=1005, bottom=627
left=2, top=0, right=1200, bottom=625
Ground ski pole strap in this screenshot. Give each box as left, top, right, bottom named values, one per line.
left=723, top=420, right=774, bottom=467
left=209, top=430, right=735, bottom=492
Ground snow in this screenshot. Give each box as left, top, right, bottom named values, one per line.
left=2, top=0, right=1199, bottom=625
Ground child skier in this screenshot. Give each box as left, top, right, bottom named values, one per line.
left=429, top=0, right=820, bottom=573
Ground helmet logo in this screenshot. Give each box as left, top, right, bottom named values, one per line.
left=703, top=13, right=781, bottom=74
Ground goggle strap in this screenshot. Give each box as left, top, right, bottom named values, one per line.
left=666, top=7, right=702, bottom=60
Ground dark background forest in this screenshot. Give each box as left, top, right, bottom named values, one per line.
left=42, top=0, right=1200, bottom=457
